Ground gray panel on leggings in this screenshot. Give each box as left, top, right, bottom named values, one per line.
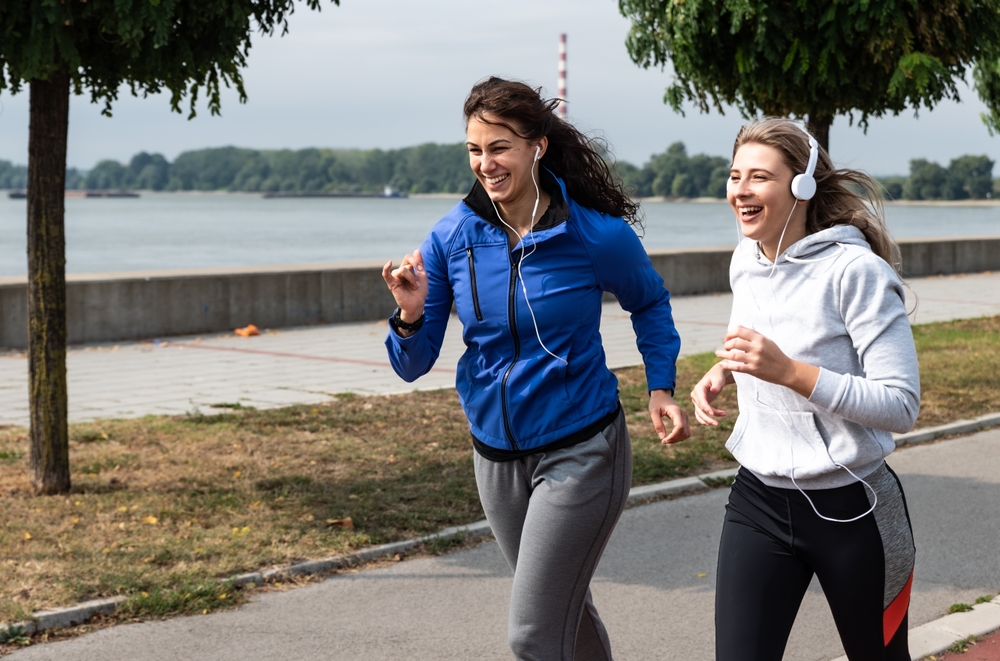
left=865, top=463, right=915, bottom=608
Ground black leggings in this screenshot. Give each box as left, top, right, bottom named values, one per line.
left=716, top=463, right=915, bottom=661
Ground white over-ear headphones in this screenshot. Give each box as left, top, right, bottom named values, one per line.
left=790, top=125, right=818, bottom=201
left=534, top=145, right=541, bottom=161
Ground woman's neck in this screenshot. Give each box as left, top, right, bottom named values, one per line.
left=496, top=189, right=552, bottom=240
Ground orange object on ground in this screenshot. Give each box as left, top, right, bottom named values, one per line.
left=234, top=324, right=260, bottom=337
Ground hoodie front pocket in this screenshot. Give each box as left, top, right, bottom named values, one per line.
left=466, top=248, right=483, bottom=322
left=728, top=408, right=839, bottom=481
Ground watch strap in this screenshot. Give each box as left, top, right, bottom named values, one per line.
left=391, top=307, right=425, bottom=333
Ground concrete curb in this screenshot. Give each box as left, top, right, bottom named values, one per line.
left=229, top=519, right=495, bottom=588
left=2, top=412, right=997, bottom=639
left=1, top=597, right=126, bottom=637
left=830, top=596, right=1000, bottom=661
left=893, top=412, right=1000, bottom=447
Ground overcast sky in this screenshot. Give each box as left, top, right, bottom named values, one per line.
left=1, top=0, right=997, bottom=175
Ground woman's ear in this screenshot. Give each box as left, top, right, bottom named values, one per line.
left=535, top=136, right=549, bottom=161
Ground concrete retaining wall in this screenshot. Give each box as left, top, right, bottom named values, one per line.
left=1, top=236, right=998, bottom=349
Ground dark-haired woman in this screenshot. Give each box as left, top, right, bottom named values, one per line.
left=691, top=118, right=920, bottom=661
left=383, top=77, right=690, bottom=660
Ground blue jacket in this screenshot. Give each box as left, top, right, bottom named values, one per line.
left=385, top=173, right=680, bottom=455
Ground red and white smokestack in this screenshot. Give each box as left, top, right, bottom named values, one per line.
left=557, top=33, right=567, bottom=118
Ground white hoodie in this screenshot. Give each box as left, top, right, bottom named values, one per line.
left=726, top=224, right=920, bottom=490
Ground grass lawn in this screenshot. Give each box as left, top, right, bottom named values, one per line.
left=0, top=315, right=998, bottom=628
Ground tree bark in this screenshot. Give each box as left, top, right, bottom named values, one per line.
left=806, top=114, right=832, bottom=155
left=27, top=72, right=71, bottom=495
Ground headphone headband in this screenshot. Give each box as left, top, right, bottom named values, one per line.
left=790, top=123, right=819, bottom=201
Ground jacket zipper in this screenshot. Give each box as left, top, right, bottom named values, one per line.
left=466, top=248, right=483, bottom=322
left=500, top=255, right=521, bottom=451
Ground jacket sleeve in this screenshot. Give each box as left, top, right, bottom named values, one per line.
left=808, top=255, right=920, bottom=433
left=384, top=231, right=454, bottom=382
left=587, top=217, right=680, bottom=393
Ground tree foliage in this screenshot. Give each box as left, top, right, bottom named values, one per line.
left=900, top=155, right=995, bottom=200
left=618, top=142, right=729, bottom=198
left=0, top=160, right=29, bottom=189
left=1, top=0, right=333, bottom=118
left=619, top=0, right=1000, bottom=150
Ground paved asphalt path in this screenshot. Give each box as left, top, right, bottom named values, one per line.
left=9, top=428, right=999, bottom=661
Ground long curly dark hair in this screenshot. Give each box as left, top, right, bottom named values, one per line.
left=463, top=77, right=641, bottom=227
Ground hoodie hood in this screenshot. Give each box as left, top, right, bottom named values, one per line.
left=750, top=224, right=871, bottom=266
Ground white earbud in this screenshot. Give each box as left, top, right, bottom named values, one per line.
left=534, top=145, right=541, bottom=162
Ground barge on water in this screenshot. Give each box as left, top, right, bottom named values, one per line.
left=262, top=186, right=407, bottom=199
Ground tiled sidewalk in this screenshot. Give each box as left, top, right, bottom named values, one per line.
left=1, top=271, right=998, bottom=428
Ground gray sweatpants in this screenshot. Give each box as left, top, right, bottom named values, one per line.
left=474, top=409, right=632, bottom=661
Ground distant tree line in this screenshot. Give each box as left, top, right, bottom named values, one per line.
left=2, top=144, right=997, bottom=201
left=1, top=161, right=86, bottom=190
left=616, top=142, right=730, bottom=198
left=879, top=155, right=996, bottom=201
left=26, top=144, right=476, bottom=195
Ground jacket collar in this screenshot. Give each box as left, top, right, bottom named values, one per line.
left=463, top=167, right=570, bottom=232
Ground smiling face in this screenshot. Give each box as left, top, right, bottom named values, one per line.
left=727, top=141, right=808, bottom=261
left=466, top=114, right=545, bottom=211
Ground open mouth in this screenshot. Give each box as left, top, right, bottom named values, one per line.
left=485, top=173, right=509, bottom=187
left=738, top=205, right=762, bottom=220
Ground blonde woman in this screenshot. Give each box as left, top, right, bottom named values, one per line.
left=691, top=118, right=919, bottom=661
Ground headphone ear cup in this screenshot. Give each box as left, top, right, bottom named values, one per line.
left=791, top=173, right=816, bottom=201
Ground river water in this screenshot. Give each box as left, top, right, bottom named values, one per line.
left=1, top=193, right=999, bottom=276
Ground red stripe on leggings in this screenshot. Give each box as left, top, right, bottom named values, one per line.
left=884, top=571, right=913, bottom=646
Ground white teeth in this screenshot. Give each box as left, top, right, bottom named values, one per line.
left=486, top=174, right=509, bottom=185
left=740, top=206, right=762, bottom=215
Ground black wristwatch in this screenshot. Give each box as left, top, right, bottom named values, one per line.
left=390, top=307, right=425, bottom=333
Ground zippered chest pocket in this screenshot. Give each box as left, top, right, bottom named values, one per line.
left=466, top=247, right=483, bottom=322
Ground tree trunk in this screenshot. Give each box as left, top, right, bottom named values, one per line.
left=806, top=113, right=832, bottom=155
left=27, top=73, right=71, bottom=495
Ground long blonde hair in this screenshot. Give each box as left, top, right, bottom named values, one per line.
left=733, top=118, right=900, bottom=271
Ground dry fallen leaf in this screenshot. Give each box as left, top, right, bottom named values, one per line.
left=326, top=517, right=354, bottom=529
left=141, top=516, right=158, bottom=525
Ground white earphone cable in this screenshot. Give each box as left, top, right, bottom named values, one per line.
left=731, top=158, right=876, bottom=523
left=488, top=149, right=565, bottom=364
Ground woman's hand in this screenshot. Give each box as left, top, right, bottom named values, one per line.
left=715, top=325, right=819, bottom=398
left=383, top=249, right=428, bottom=314
left=649, top=389, right=691, bottom=444
left=382, top=250, right=429, bottom=336
left=690, top=361, right=734, bottom=427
